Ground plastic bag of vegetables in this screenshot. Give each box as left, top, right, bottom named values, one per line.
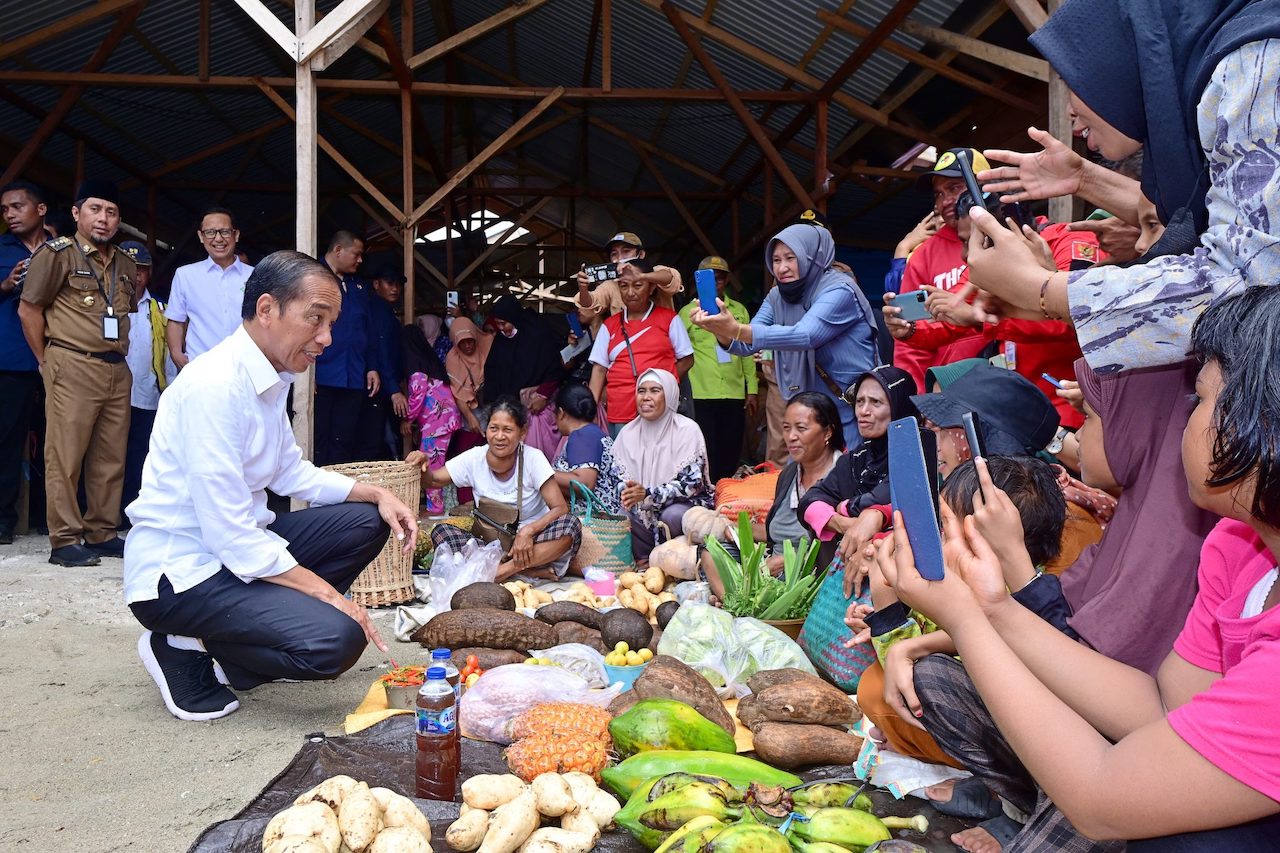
left=657, top=603, right=816, bottom=696
left=460, top=662, right=622, bottom=743
left=527, top=643, right=609, bottom=687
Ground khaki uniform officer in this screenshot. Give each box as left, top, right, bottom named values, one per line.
left=18, top=180, right=136, bottom=567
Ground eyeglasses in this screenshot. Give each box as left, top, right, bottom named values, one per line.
left=200, top=228, right=236, bottom=239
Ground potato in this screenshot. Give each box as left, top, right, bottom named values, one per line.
left=266, top=837, right=330, bottom=853
left=643, top=566, right=665, bottom=594
left=657, top=592, right=677, bottom=604
left=477, top=789, right=540, bottom=853
left=583, top=789, right=621, bottom=830
left=559, top=772, right=597, bottom=805
left=462, top=774, right=528, bottom=811
left=559, top=809, right=600, bottom=841
left=617, top=571, right=643, bottom=589
left=617, top=588, right=634, bottom=609
left=530, top=773, right=577, bottom=818
left=263, top=801, right=341, bottom=853
left=369, top=826, right=432, bottom=853
left=516, top=827, right=596, bottom=853
left=295, top=775, right=359, bottom=811
left=371, top=788, right=432, bottom=842
left=446, top=808, right=490, bottom=851
left=338, top=782, right=382, bottom=853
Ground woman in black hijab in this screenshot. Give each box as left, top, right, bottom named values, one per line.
left=483, top=295, right=565, bottom=460
left=962, top=0, right=1280, bottom=377
left=798, top=365, right=918, bottom=596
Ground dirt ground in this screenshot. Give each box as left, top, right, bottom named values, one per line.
left=0, top=531, right=418, bottom=853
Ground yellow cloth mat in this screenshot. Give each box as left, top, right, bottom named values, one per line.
left=344, top=680, right=410, bottom=734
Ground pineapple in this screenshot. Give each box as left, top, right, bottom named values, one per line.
left=505, top=733, right=610, bottom=783
left=509, top=703, right=612, bottom=743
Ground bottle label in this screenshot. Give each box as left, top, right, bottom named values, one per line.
left=416, top=704, right=456, bottom=735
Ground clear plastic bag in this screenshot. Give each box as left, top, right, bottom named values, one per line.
left=527, top=643, right=609, bottom=688
left=427, top=538, right=504, bottom=612
left=459, top=663, right=621, bottom=743
left=657, top=603, right=816, bottom=697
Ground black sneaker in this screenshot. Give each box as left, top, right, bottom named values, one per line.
left=85, top=536, right=126, bottom=558
left=137, top=631, right=240, bottom=721
left=49, top=544, right=101, bottom=567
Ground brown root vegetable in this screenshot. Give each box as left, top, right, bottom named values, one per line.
left=607, top=691, right=638, bottom=717
left=755, top=680, right=858, bottom=727
left=337, top=782, right=382, bottom=853
left=598, top=608, right=654, bottom=653
left=735, top=693, right=765, bottom=732
left=750, top=722, right=863, bottom=769
left=373, top=788, right=432, bottom=841
left=477, top=789, right=540, bottom=853
left=452, top=582, right=517, bottom=611
left=452, top=648, right=529, bottom=671
left=552, top=621, right=607, bottom=653
left=631, top=655, right=736, bottom=734
left=368, top=826, right=432, bottom=853
left=746, top=668, right=825, bottom=695
left=262, top=801, right=341, bottom=853
left=655, top=601, right=679, bottom=629
left=446, top=808, right=490, bottom=851
left=412, top=609, right=556, bottom=652
left=462, top=774, right=528, bottom=811
left=534, top=601, right=603, bottom=630
left=294, top=774, right=359, bottom=811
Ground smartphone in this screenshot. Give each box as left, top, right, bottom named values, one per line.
left=446, top=290, right=459, bottom=310
left=894, top=290, right=932, bottom=322
left=888, top=418, right=945, bottom=581
left=961, top=412, right=988, bottom=502
left=1041, top=373, right=1065, bottom=390
left=955, top=150, right=986, bottom=215
left=566, top=312, right=584, bottom=338
left=694, top=268, right=720, bottom=315
left=583, top=262, right=618, bottom=283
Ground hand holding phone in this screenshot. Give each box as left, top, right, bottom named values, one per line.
left=567, top=312, right=584, bottom=338
left=1040, top=373, right=1065, bottom=390
left=961, top=412, right=988, bottom=501
left=888, top=418, right=945, bottom=581
left=894, top=290, right=932, bottom=322
left=695, top=268, right=720, bottom=315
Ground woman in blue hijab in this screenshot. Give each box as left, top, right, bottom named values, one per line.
left=691, top=217, right=878, bottom=449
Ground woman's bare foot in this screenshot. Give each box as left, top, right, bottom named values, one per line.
left=951, top=826, right=1002, bottom=853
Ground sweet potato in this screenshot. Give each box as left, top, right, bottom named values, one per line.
left=734, top=693, right=765, bottom=732
left=294, top=775, right=358, bottom=811
left=413, top=609, right=556, bottom=652
left=477, top=789, right=540, bottom=853
left=452, top=582, right=517, bottom=611
left=446, top=808, right=490, bottom=851
left=534, top=601, right=603, bottom=630
left=750, top=722, right=863, bottom=769
left=552, top=621, right=607, bottom=653
left=452, top=648, right=529, bottom=670
left=338, top=782, right=382, bottom=853
left=754, top=680, right=858, bottom=727
left=262, top=801, right=341, bottom=853
left=462, top=774, right=528, bottom=811
left=372, top=788, right=432, bottom=841
left=746, top=667, right=825, bottom=695
left=530, top=773, right=578, bottom=817
left=517, top=827, right=597, bottom=853
left=369, top=826, right=432, bottom=853
left=631, top=655, right=735, bottom=734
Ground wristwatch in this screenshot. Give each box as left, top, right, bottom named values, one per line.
left=1045, top=426, right=1069, bottom=455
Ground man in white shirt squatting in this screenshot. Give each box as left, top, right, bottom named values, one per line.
left=123, top=250, right=418, bottom=722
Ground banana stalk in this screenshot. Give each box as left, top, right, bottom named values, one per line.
left=880, top=815, right=928, bottom=833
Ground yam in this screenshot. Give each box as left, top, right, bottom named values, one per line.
left=412, top=609, right=556, bottom=652
left=517, top=827, right=597, bottom=853
left=552, top=621, right=606, bottom=653
left=294, top=775, right=359, bottom=811
left=631, top=655, right=735, bottom=735
left=338, top=782, right=382, bottom=853
left=446, top=808, right=490, bottom=851
left=266, top=838, right=330, bottom=853
left=371, top=789, right=432, bottom=841
left=452, top=582, right=517, bottom=611
left=749, top=722, right=863, bottom=769
left=462, top=774, right=528, bottom=811
left=452, top=648, right=529, bottom=670
left=530, top=773, right=578, bottom=818
left=262, top=801, right=341, bottom=853
left=535, top=601, right=603, bottom=630
left=477, top=789, right=540, bottom=853
left=746, top=668, right=824, bottom=695
left=755, top=680, right=858, bottom=727
left=735, top=693, right=765, bottom=732
left=655, top=601, right=679, bottom=629
left=607, top=691, right=639, bottom=717
left=369, top=826, right=432, bottom=853
left=599, top=608, right=653, bottom=651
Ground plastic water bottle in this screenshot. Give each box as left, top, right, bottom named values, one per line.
left=432, top=648, right=461, bottom=699
left=415, top=666, right=459, bottom=801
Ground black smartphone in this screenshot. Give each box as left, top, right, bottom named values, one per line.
left=888, top=418, right=945, bottom=581
left=583, top=262, right=618, bottom=283
left=961, top=412, right=988, bottom=502
left=955, top=150, right=985, bottom=213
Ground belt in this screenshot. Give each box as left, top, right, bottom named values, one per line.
left=48, top=340, right=126, bottom=364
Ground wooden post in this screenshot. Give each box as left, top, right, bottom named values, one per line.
left=601, top=0, right=612, bottom=92
left=294, top=0, right=318, bottom=462
left=1045, top=0, right=1072, bottom=223
left=814, top=98, right=828, bottom=214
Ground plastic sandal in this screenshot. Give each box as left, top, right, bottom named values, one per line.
left=929, top=776, right=1004, bottom=819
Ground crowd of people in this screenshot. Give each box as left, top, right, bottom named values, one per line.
left=3, top=0, right=1280, bottom=847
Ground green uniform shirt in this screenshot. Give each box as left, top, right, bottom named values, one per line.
left=678, top=297, right=758, bottom=401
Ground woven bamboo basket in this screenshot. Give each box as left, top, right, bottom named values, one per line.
left=324, top=460, right=421, bottom=607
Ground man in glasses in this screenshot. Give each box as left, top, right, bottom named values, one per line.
left=166, top=207, right=254, bottom=367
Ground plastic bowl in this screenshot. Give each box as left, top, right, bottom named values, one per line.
left=603, top=661, right=648, bottom=690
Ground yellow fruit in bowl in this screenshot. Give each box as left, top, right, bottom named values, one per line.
left=625, top=651, right=642, bottom=666
left=614, top=641, right=629, bottom=654
left=639, top=648, right=654, bottom=662
left=524, top=657, right=539, bottom=664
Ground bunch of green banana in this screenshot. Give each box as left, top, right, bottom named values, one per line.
left=650, top=772, right=744, bottom=803
left=792, top=782, right=874, bottom=812
left=616, top=780, right=741, bottom=849
left=698, top=821, right=791, bottom=853
left=787, top=807, right=892, bottom=850
left=653, top=816, right=727, bottom=853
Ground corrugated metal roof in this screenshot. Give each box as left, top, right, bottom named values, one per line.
left=0, top=0, right=1024, bottom=286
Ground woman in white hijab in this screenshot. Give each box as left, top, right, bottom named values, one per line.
left=610, top=369, right=713, bottom=564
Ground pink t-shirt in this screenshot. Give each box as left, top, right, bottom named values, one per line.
left=1167, top=518, right=1280, bottom=802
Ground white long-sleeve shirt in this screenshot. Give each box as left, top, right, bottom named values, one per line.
left=123, top=325, right=355, bottom=604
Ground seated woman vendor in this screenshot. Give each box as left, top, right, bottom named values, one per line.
left=798, top=365, right=918, bottom=597
left=550, top=383, right=618, bottom=512
left=409, top=398, right=582, bottom=580
left=608, top=369, right=713, bottom=565
left=702, top=392, right=844, bottom=600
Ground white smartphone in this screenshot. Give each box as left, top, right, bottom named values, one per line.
left=446, top=291, right=459, bottom=310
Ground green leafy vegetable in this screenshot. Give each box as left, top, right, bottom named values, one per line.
left=706, top=513, right=824, bottom=620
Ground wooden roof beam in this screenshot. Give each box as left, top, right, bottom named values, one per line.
left=661, top=1, right=816, bottom=210
left=231, top=0, right=298, bottom=59
left=896, top=19, right=1049, bottom=81
left=372, top=11, right=448, bottom=184
left=299, top=0, right=387, bottom=67
left=409, top=0, right=551, bottom=70
left=631, top=143, right=718, bottom=257
left=455, top=198, right=556, bottom=284
left=0, top=0, right=145, bottom=62
left=1004, top=0, right=1049, bottom=32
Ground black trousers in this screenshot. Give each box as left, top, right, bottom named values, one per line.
left=692, top=397, right=746, bottom=482
left=129, top=503, right=389, bottom=690
left=0, top=370, right=40, bottom=535
left=121, top=406, right=157, bottom=523
left=355, top=395, right=397, bottom=462
left=315, top=385, right=365, bottom=467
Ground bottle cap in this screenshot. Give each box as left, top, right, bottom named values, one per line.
left=431, top=648, right=451, bottom=659
left=426, top=666, right=446, bottom=679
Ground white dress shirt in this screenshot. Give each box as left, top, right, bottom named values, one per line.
left=123, top=325, right=355, bottom=604
left=125, top=292, right=179, bottom=410
left=165, top=256, right=254, bottom=360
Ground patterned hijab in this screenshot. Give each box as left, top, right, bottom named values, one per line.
left=611, top=369, right=708, bottom=487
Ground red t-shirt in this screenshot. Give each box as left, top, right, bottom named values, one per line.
left=595, top=306, right=683, bottom=423
left=894, top=225, right=986, bottom=391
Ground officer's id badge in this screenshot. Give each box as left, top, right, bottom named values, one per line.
left=102, top=314, right=119, bottom=341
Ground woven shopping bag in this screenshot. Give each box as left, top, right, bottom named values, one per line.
left=568, top=481, right=632, bottom=574
left=714, top=462, right=780, bottom=525
left=798, top=554, right=877, bottom=691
